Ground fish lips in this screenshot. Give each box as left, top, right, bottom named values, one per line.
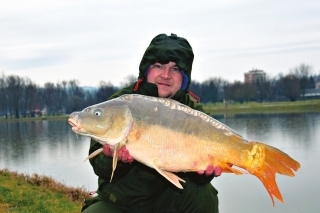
left=68, top=117, right=85, bottom=133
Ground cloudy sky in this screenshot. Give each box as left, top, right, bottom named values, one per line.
left=1, top=0, right=319, bottom=87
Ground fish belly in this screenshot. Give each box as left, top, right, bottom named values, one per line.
left=125, top=122, right=235, bottom=172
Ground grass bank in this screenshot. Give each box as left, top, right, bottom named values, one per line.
left=0, top=115, right=68, bottom=123
left=0, top=169, right=90, bottom=213
left=0, top=100, right=319, bottom=123
left=203, top=99, right=320, bottom=115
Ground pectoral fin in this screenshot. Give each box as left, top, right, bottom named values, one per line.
left=154, top=166, right=185, bottom=189
left=110, top=139, right=127, bottom=182
left=222, top=164, right=247, bottom=175
left=85, top=148, right=103, bottom=162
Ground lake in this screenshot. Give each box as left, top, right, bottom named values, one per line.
left=0, top=113, right=319, bottom=212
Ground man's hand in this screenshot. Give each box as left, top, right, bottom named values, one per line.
left=197, top=165, right=222, bottom=177
left=103, top=144, right=134, bottom=163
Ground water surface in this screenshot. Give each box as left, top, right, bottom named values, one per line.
left=0, top=113, right=319, bottom=212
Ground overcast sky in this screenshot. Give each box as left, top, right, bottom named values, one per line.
left=1, top=0, right=319, bottom=87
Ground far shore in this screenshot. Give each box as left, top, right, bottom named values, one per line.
left=0, top=114, right=69, bottom=123
left=1, top=99, right=319, bottom=123
left=203, top=99, right=320, bottom=115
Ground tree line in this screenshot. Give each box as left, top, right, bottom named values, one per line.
left=0, top=63, right=319, bottom=119
left=190, top=63, right=318, bottom=103
left=0, top=76, right=116, bottom=119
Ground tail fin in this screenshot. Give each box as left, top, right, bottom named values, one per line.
left=250, top=142, right=301, bottom=206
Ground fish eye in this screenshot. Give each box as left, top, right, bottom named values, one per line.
left=94, top=109, right=102, bottom=117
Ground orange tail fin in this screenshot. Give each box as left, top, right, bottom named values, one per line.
left=250, top=142, right=301, bottom=206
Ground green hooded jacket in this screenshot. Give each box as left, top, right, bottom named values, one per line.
left=88, top=33, right=215, bottom=208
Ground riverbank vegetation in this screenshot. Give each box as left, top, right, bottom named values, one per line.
left=1, top=99, right=320, bottom=123
left=0, top=114, right=68, bottom=123
left=0, top=169, right=90, bottom=213
left=203, top=99, right=320, bottom=115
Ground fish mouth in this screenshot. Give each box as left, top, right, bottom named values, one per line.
left=68, top=118, right=77, bottom=127
left=68, top=118, right=81, bottom=132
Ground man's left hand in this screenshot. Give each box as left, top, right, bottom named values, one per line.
left=103, top=144, right=134, bottom=163
left=197, top=165, right=222, bottom=177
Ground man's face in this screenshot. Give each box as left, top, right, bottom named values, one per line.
left=146, top=61, right=183, bottom=98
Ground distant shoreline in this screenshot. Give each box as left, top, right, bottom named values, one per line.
left=1, top=99, right=319, bottom=123
left=204, top=99, right=320, bottom=115
left=0, top=114, right=69, bottom=123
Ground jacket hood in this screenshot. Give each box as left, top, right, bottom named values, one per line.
left=138, top=33, right=194, bottom=90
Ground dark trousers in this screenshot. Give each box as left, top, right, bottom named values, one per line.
left=82, top=178, right=219, bottom=213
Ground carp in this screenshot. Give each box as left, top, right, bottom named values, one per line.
left=68, top=94, right=300, bottom=206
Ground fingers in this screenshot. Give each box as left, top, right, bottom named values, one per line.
left=212, top=165, right=221, bottom=177
left=205, top=165, right=215, bottom=176
left=119, top=147, right=134, bottom=163
left=126, top=156, right=134, bottom=163
left=197, top=170, right=205, bottom=175
left=198, top=165, right=222, bottom=177
left=102, top=144, right=134, bottom=163
left=119, top=147, right=131, bottom=163
left=102, top=144, right=112, bottom=156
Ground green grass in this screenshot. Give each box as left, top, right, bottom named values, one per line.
left=203, top=99, right=320, bottom=115
left=0, top=169, right=90, bottom=213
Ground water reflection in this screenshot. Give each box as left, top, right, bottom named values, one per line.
left=212, top=112, right=319, bottom=213
left=215, top=113, right=318, bottom=150
left=0, top=113, right=319, bottom=212
left=0, top=120, right=96, bottom=189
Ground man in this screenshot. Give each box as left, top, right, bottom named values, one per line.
left=82, top=33, right=220, bottom=213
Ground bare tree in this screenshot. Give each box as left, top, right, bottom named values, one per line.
left=243, top=83, right=257, bottom=102
left=43, top=82, right=56, bottom=115
left=291, top=63, right=313, bottom=77
left=225, top=81, right=244, bottom=103
left=21, top=78, right=37, bottom=117
left=214, top=77, right=229, bottom=101
left=189, top=80, right=202, bottom=98
left=0, top=73, right=8, bottom=118
left=262, top=77, right=277, bottom=102
left=65, top=80, right=85, bottom=113
left=96, top=80, right=117, bottom=103
left=201, top=78, right=219, bottom=103
left=190, top=78, right=228, bottom=103
left=55, top=82, right=68, bottom=114
left=290, top=63, right=313, bottom=96
left=280, top=74, right=300, bottom=101
left=6, top=75, right=24, bottom=118
left=120, top=74, right=137, bottom=88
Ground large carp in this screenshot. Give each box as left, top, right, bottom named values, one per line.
left=68, top=94, right=300, bottom=206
